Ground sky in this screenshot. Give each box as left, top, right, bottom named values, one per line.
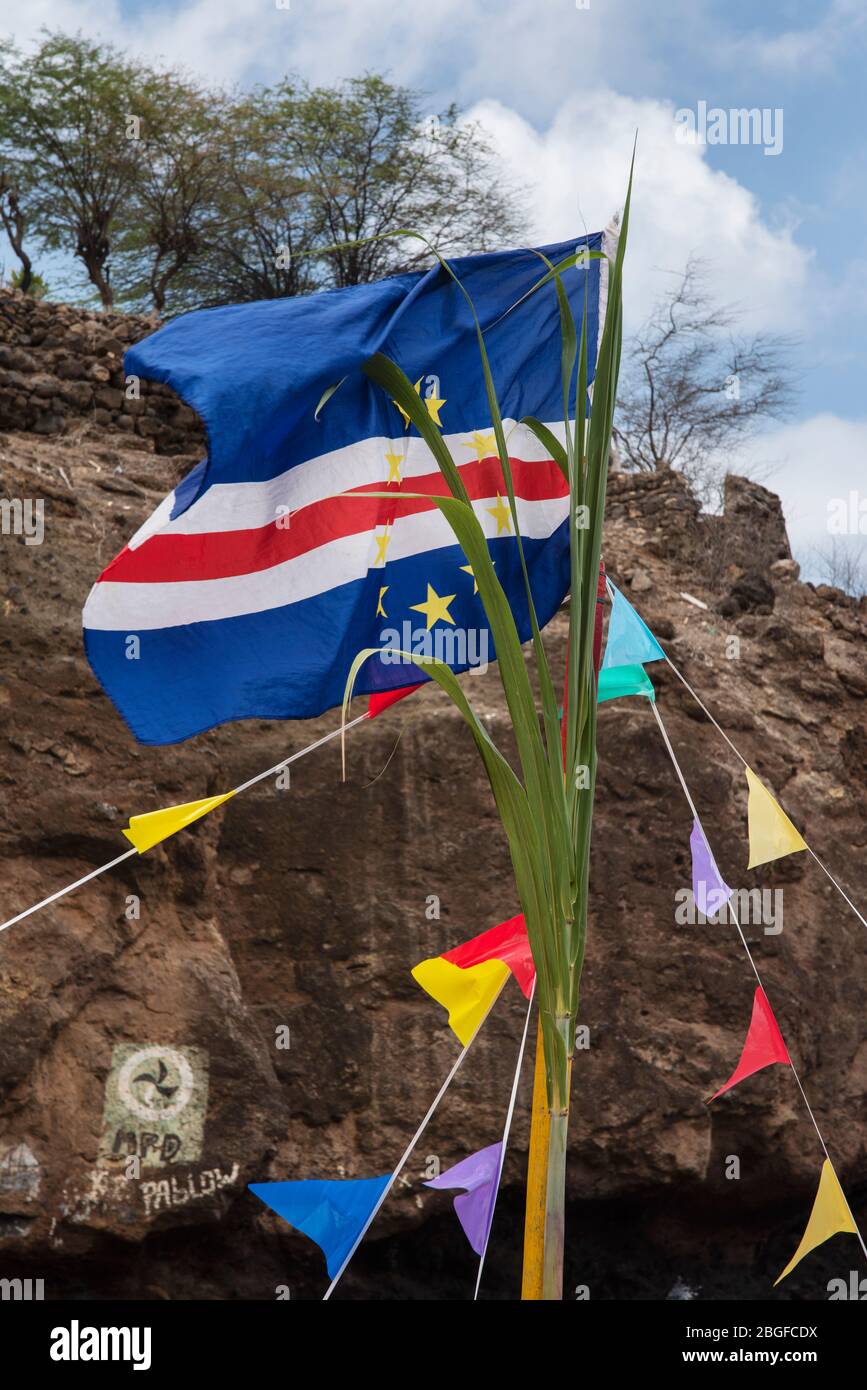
left=2, top=0, right=865, bottom=579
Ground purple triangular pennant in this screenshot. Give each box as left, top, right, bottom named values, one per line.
left=424, top=1142, right=503, bottom=1255
left=690, top=819, right=732, bottom=918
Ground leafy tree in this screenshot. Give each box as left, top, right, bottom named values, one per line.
left=169, top=92, right=319, bottom=311
left=269, top=75, right=524, bottom=288
left=0, top=32, right=151, bottom=307
left=8, top=267, right=48, bottom=298
left=0, top=169, right=35, bottom=293
left=0, top=42, right=524, bottom=314
left=111, top=77, right=229, bottom=313
left=179, top=75, right=525, bottom=307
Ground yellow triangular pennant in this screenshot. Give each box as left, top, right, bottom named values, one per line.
left=746, top=767, right=807, bottom=869
left=774, top=1159, right=858, bottom=1285
left=411, top=957, right=510, bottom=1045
left=123, top=792, right=235, bottom=854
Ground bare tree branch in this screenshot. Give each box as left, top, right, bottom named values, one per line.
left=614, top=257, right=798, bottom=505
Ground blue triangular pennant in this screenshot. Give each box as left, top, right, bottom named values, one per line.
left=602, top=582, right=665, bottom=669
left=249, top=1175, right=389, bottom=1278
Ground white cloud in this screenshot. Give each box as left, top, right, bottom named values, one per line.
left=720, top=0, right=867, bottom=75
left=460, top=90, right=862, bottom=574
left=736, top=414, right=867, bottom=573
left=466, top=90, right=842, bottom=569
left=0, top=0, right=697, bottom=114
left=467, top=91, right=811, bottom=333
left=7, top=0, right=867, bottom=117
left=2, top=0, right=275, bottom=86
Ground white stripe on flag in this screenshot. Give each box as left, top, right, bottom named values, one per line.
left=126, top=419, right=569, bottom=549
left=84, top=493, right=569, bottom=631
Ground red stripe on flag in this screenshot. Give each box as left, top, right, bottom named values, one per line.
left=99, top=456, right=566, bottom=584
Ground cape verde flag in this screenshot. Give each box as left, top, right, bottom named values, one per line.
left=83, top=232, right=613, bottom=744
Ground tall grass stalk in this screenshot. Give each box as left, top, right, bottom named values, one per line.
left=343, top=162, right=632, bottom=1297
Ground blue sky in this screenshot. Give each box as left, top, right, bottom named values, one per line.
left=4, top=0, right=866, bottom=575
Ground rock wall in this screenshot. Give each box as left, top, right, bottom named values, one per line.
left=606, top=467, right=701, bottom=533
left=723, top=474, right=793, bottom=566
left=0, top=290, right=204, bottom=456
left=0, top=295, right=865, bottom=1301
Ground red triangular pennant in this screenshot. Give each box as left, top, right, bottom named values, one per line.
left=709, top=986, right=791, bottom=1101
left=442, top=913, right=535, bottom=997
left=367, top=685, right=419, bottom=718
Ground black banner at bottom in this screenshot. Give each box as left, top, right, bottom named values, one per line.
left=1, top=1296, right=862, bottom=1376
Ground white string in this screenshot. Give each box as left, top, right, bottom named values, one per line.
left=650, top=703, right=760, bottom=993
left=230, top=713, right=369, bottom=795
left=805, top=847, right=867, bottom=933
left=474, top=979, right=536, bottom=1300
left=323, top=977, right=508, bottom=1301
left=663, top=653, right=747, bottom=767
left=664, top=653, right=867, bottom=933
left=0, top=848, right=139, bottom=937
left=650, top=700, right=867, bottom=1264
left=0, top=713, right=373, bottom=937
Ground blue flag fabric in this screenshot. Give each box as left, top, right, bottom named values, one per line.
left=83, top=232, right=613, bottom=744
left=602, top=581, right=666, bottom=669
left=249, top=1176, right=389, bottom=1279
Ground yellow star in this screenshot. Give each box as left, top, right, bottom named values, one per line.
left=385, top=449, right=403, bottom=484
left=392, top=378, right=447, bottom=429
left=376, top=586, right=388, bottom=618
left=462, top=431, right=496, bottom=462
left=393, top=379, right=423, bottom=429
left=487, top=493, right=511, bottom=535
left=410, top=582, right=457, bottom=630
left=424, top=390, right=446, bottom=427
left=373, top=527, right=392, bottom=567
left=460, top=564, right=479, bottom=594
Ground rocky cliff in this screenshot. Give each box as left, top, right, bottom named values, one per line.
left=0, top=295, right=865, bottom=1301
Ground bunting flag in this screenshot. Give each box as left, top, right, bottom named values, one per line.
left=368, top=685, right=418, bottom=718
left=774, top=1160, right=859, bottom=1285
left=709, top=986, right=791, bottom=1101
left=122, top=792, right=235, bottom=853
left=745, top=767, right=807, bottom=869
left=412, top=915, right=535, bottom=1043
left=83, top=232, right=612, bottom=745
left=651, top=698, right=867, bottom=1291
left=249, top=1176, right=389, bottom=1279
left=598, top=664, right=655, bottom=704
left=602, top=581, right=665, bottom=669
left=412, top=958, right=510, bottom=1046
left=424, top=1142, right=503, bottom=1256
left=443, top=914, right=535, bottom=997
left=690, top=819, right=732, bottom=918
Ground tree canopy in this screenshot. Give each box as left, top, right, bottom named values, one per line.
left=0, top=33, right=524, bottom=313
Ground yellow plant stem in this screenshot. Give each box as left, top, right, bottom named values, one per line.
left=521, top=1017, right=549, bottom=1299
